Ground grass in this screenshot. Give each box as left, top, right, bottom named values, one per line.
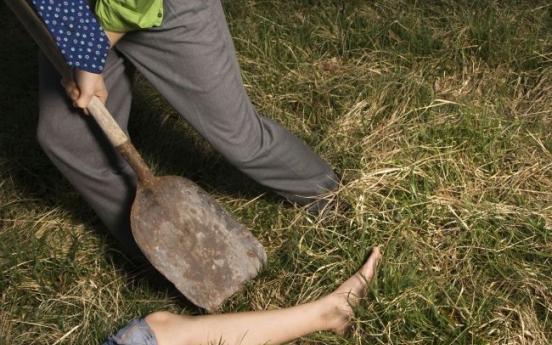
left=1, top=0, right=551, bottom=344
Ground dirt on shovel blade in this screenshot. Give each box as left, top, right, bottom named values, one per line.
left=131, top=175, right=267, bottom=312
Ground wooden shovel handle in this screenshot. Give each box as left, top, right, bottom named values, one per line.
left=6, top=0, right=154, bottom=184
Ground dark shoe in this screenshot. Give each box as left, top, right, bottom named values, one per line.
left=306, top=197, right=351, bottom=219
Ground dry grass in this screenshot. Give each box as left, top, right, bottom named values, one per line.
left=1, top=0, right=551, bottom=344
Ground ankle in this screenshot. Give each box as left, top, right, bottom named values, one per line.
left=319, top=294, right=352, bottom=335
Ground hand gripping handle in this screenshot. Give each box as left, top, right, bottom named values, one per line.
left=5, top=0, right=154, bottom=183
left=5, top=0, right=129, bottom=147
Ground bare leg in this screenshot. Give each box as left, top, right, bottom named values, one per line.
left=145, top=247, right=381, bottom=345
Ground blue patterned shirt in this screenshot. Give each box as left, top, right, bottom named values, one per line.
left=30, top=0, right=110, bottom=74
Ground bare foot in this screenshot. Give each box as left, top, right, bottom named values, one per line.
left=325, top=247, right=381, bottom=334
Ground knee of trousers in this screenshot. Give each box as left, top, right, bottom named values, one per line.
left=36, top=116, right=89, bottom=166
left=36, top=119, right=63, bottom=161
left=36, top=117, right=101, bottom=175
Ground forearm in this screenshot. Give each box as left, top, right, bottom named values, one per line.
left=29, top=0, right=109, bottom=74
left=30, top=0, right=162, bottom=70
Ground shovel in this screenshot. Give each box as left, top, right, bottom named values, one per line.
left=6, top=0, right=267, bottom=313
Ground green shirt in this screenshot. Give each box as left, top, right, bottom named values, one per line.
left=95, top=0, right=164, bottom=32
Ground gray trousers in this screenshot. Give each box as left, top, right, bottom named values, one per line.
left=37, top=0, right=338, bottom=254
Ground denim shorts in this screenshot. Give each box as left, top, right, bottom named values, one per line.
left=101, top=319, right=158, bottom=345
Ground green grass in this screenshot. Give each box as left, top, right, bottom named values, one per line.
left=1, top=0, right=551, bottom=344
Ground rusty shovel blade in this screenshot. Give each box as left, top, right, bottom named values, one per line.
left=131, top=175, right=267, bottom=312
